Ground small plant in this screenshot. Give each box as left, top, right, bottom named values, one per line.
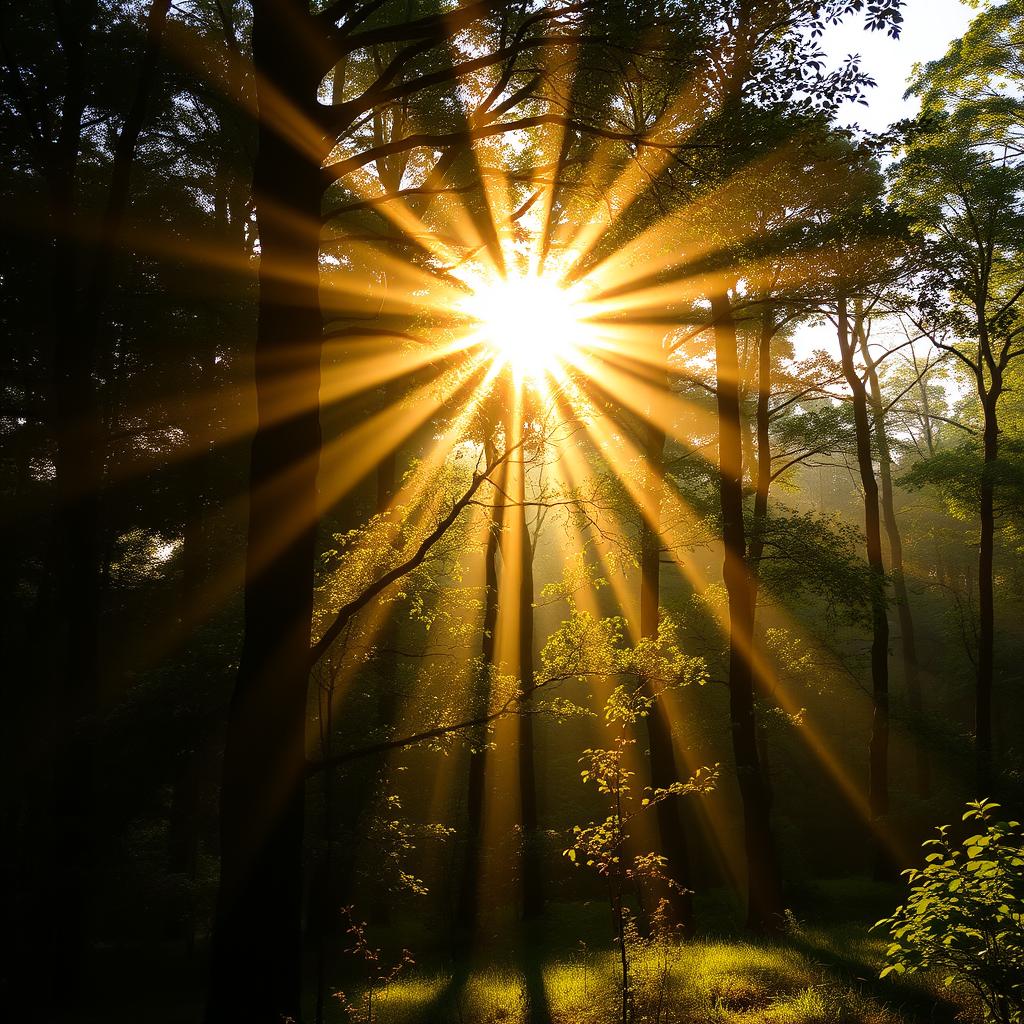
left=560, top=613, right=716, bottom=1024
left=875, top=799, right=1024, bottom=1024
left=333, top=907, right=415, bottom=1023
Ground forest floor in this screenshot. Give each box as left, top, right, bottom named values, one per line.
left=333, top=881, right=971, bottom=1024
left=65, top=881, right=972, bottom=1023
left=355, top=928, right=964, bottom=1024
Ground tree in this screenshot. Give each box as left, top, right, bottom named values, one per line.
left=1, top=0, right=174, bottom=1002
left=836, top=292, right=893, bottom=878
left=206, top=3, right=594, bottom=1019
left=892, top=105, right=1024, bottom=794
left=856, top=311, right=933, bottom=799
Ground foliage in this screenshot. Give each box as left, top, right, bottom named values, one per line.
left=333, top=908, right=416, bottom=1024
left=561, top=613, right=716, bottom=1023
left=755, top=507, right=876, bottom=625
left=875, top=800, right=1024, bottom=1024
left=909, top=0, right=1024, bottom=160
left=364, top=793, right=455, bottom=898
left=899, top=439, right=1024, bottom=522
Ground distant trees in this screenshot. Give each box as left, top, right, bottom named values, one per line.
left=857, top=316, right=932, bottom=801
left=894, top=28, right=1024, bottom=793
left=10, top=0, right=1024, bottom=1020
left=584, top=0, right=909, bottom=932
left=0, top=0, right=184, bottom=1003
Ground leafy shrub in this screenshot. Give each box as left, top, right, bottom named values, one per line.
left=875, top=800, right=1024, bottom=1023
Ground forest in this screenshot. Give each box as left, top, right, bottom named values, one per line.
left=2, top=0, right=1024, bottom=1022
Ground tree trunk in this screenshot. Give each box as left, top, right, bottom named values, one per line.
left=639, top=412, right=694, bottom=930
left=709, top=290, right=783, bottom=932
left=748, top=307, right=775, bottom=807
left=856, top=318, right=930, bottom=800
left=47, top=0, right=170, bottom=1001
left=513, top=434, right=544, bottom=921
left=48, top=65, right=101, bottom=1015
left=837, top=296, right=892, bottom=880
left=204, top=3, right=325, bottom=1020
left=977, top=395, right=998, bottom=795
left=456, top=456, right=503, bottom=943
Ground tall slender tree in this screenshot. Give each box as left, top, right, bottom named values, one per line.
left=893, top=115, right=1024, bottom=795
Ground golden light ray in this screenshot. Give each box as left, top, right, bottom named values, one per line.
left=147, top=11, right=930, bottom=912
left=565, top=136, right=839, bottom=305
left=317, top=351, right=499, bottom=516
left=527, top=32, right=584, bottom=273
left=546, top=342, right=906, bottom=874
left=532, top=379, right=747, bottom=884
left=323, top=164, right=477, bottom=275
left=561, top=340, right=720, bottom=451
left=549, top=61, right=715, bottom=275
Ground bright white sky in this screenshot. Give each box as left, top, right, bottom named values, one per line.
left=790, top=0, right=977, bottom=358
left=823, top=0, right=976, bottom=132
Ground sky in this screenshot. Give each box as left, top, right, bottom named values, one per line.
left=790, top=0, right=977, bottom=359
left=822, top=0, right=976, bottom=132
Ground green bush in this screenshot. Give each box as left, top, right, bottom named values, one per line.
left=876, top=800, right=1024, bottom=1023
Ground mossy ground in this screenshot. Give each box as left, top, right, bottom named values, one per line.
left=344, top=931, right=966, bottom=1024
left=332, top=883, right=973, bottom=1024
left=62, top=881, right=974, bottom=1023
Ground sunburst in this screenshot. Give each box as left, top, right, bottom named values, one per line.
left=459, top=270, right=598, bottom=387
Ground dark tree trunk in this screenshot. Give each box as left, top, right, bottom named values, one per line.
left=836, top=297, right=892, bottom=880
left=857, top=319, right=929, bottom=800
left=748, top=308, right=775, bottom=806
left=513, top=440, right=543, bottom=921
left=977, top=395, right=998, bottom=795
left=47, top=0, right=170, bottom=1001
left=639, top=412, right=694, bottom=931
left=44, top=5, right=96, bottom=1002
left=204, top=3, right=326, bottom=1020
left=709, top=291, right=783, bottom=933
left=456, top=456, right=503, bottom=943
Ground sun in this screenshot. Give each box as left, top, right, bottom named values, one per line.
left=461, top=272, right=592, bottom=384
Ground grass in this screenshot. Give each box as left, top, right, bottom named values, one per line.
left=60, top=881, right=978, bottom=1023
left=345, top=933, right=968, bottom=1024
left=328, top=885, right=976, bottom=1024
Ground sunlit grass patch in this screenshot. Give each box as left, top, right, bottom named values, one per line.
left=458, top=968, right=531, bottom=1024
left=335, top=924, right=970, bottom=1023
left=353, top=974, right=448, bottom=1020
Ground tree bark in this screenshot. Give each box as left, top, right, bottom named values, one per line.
left=47, top=0, right=170, bottom=1001
left=46, top=3, right=97, bottom=995
left=977, top=394, right=998, bottom=795
left=639, top=410, right=694, bottom=930
left=507, top=407, right=543, bottom=921
left=456, top=452, right=503, bottom=943
left=837, top=296, right=892, bottom=880
left=204, top=2, right=326, bottom=1020
left=710, top=290, right=783, bottom=933
left=856, top=317, right=930, bottom=800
